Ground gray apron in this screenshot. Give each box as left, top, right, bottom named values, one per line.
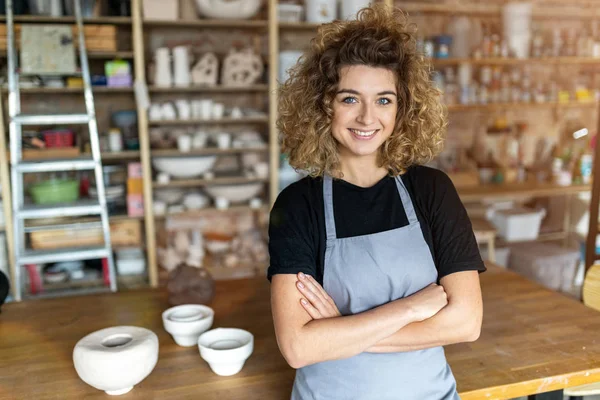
left=291, top=175, right=460, bottom=400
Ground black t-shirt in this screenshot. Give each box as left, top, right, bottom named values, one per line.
left=267, top=165, right=486, bottom=285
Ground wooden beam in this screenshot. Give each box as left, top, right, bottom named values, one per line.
left=268, top=0, right=279, bottom=207
left=585, top=102, right=600, bottom=272
left=131, top=0, right=158, bottom=287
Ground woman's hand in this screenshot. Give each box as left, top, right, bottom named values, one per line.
left=296, top=272, right=341, bottom=320
left=404, top=283, right=448, bottom=322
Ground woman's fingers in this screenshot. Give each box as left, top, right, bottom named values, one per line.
left=296, top=279, right=324, bottom=310
left=300, top=298, right=322, bottom=319
left=298, top=272, right=329, bottom=306
left=306, top=274, right=339, bottom=313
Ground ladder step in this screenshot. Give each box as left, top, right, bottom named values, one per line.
left=18, top=200, right=103, bottom=219
left=13, top=113, right=91, bottom=126
left=17, top=158, right=96, bottom=173
left=24, top=221, right=103, bottom=233
left=19, top=246, right=111, bottom=265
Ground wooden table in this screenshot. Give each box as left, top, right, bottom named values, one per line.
left=2, top=264, right=600, bottom=399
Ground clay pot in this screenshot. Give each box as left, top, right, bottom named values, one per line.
left=167, top=265, right=215, bottom=306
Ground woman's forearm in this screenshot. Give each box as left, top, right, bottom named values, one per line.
left=285, top=298, right=416, bottom=368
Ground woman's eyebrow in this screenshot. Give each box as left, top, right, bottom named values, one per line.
left=336, top=89, right=397, bottom=96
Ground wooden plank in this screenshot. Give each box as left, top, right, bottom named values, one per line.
left=153, top=176, right=269, bottom=189
left=3, top=265, right=600, bottom=398
left=148, top=116, right=269, bottom=126
left=585, top=102, right=600, bottom=271
left=457, top=182, right=590, bottom=202
left=268, top=0, right=279, bottom=207
left=132, top=0, right=158, bottom=288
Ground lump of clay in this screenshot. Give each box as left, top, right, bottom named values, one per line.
left=167, top=265, right=215, bottom=306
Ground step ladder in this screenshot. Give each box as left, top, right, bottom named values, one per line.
left=6, top=0, right=117, bottom=301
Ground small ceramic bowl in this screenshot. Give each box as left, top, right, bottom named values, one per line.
left=162, top=305, right=214, bottom=347
left=198, top=328, right=254, bottom=376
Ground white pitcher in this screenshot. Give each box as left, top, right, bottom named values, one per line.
left=154, top=47, right=172, bottom=88
left=173, top=46, right=191, bottom=87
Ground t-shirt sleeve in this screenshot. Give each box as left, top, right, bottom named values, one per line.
left=427, top=169, right=486, bottom=279
left=267, top=181, right=319, bottom=281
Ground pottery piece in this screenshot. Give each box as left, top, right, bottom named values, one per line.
left=148, top=104, right=162, bottom=121
left=174, top=231, right=191, bottom=254
left=167, top=265, right=216, bottom=306
left=214, top=196, right=230, bottom=210
left=161, top=103, right=177, bottom=120
left=153, top=201, right=167, bottom=216
left=173, top=46, right=191, bottom=87
left=154, top=47, right=172, bottom=87
left=305, top=0, right=336, bottom=23
left=205, top=183, right=264, bottom=203
left=73, top=326, right=158, bottom=395
left=198, top=328, right=254, bottom=376
left=194, top=0, right=261, bottom=20
left=253, top=162, right=269, bottom=179
left=116, top=248, right=146, bottom=276
left=158, top=247, right=183, bottom=272
left=221, top=49, right=263, bottom=87
left=216, top=132, right=231, bottom=149
left=212, top=103, right=225, bottom=119
left=195, top=99, right=213, bottom=120
left=177, top=134, right=192, bottom=152
left=192, top=131, right=208, bottom=148
left=278, top=51, right=303, bottom=83
left=191, top=53, right=219, bottom=86
left=183, top=192, right=210, bottom=210
left=157, top=173, right=171, bottom=184
left=250, top=197, right=263, bottom=209
left=162, top=304, right=214, bottom=346
left=230, top=107, right=243, bottom=119
left=152, top=156, right=217, bottom=179
left=154, top=188, right=186, bottom=204
left=175, top=100, right=192, bottom=120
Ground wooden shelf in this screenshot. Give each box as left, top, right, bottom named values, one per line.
left=0, top=51, right=134, bottom=59
left=279, top=21, right=322, bottom=30
left=457, top=182, right=590, bottom=202
left=99, top=151, right=140, bottom=160
left=149, top=116, right=269, bottom=126
left=152, top=147, right=267, bottom=157
left=154, top=204, right=268, bottom=220
left=17, top=86, right=133, bottom=94
left=148, top=84, right=269, bottom=93
left=447, top=102, right=597, bottom=112
left=397, top=2, right=600, bottom=19
left=143, top=19, right=268, bottom=28
left=0, top=15, right=132, bottom=24
left=153, top=176, right=268, bottom=189
left=433, top=57, right=600, bottom=66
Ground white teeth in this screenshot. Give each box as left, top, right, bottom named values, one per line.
left=349, top=128, right=377, bottom=137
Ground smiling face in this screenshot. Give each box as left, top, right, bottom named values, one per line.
left=331, top=65, right=398, bottom=164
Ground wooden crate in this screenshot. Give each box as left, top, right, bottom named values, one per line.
left=0, top=24, right=117, bottom=52
left=30, top=219, right=142, bottom=250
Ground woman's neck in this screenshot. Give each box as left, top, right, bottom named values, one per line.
left=339, top=154, right=388, bottom=188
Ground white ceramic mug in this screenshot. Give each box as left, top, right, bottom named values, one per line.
left=154, top=47, right=172, bottom=87
left=212, top=103, right=225, bottom=119
left=200, top=100, right=213, bottom=120
left=173, top=46, right=191, bottom=87
left=175, top=100, right=192, bottom=120
left=177, top=135, right=192, bottom=153
left=217, top=133, right=231, bottom=149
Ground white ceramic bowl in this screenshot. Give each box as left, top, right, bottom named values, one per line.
left=162, top=304, right=214, bottom=347
left=154, top=188, right=186, bottom=205
left=204, top=183, right=263, bottom=203
left=152, top=156, right=217, bottom=179
left=73, top=326, right=159, bottom=396
left=198, top=328, right=254, bottom=376
left=194, top=0, right=261, bottom=20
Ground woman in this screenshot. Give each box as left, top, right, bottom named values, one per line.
left=268, top=5, right=485, bottom=400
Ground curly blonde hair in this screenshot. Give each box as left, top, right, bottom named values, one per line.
left=277, top=4, right=447, bottom=178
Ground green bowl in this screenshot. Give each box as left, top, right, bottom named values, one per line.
left=29, top=179, right=80, bottom=205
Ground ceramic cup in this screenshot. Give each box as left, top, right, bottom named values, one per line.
left=193, top=131, right=208, bottom=148
left=212, top=103, right=225, bottom=119
left=162, top=305, right=214, bottom=347
left=157, top=173, right=171, bottom=184
left=198, top=328, right=254, bottom=376
left=175, top=100, right=192, bottom=120
left=161, top=103, right=177, bottom=120
left=153, top=201, right=167, bottom=216
left=217, top=133, right=231, bottom=149
left=200, top=100, right=213, bottom=120
left=177, top=135, right=192, bottom=153
left=253, top=162, right=269, bottom=179
left=154, top=47, right=172, bottom=88
left=215, top=197, right=230, bottom=210
left=230, top=107, right=243, bottom=119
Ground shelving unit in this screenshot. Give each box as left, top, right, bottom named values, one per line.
left=2, top=0, right=597, bottom=299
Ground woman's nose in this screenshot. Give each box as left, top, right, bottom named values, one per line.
left=356, top=103, right=375, bottom=125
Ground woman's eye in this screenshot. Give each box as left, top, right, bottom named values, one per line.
left=342, top=97, right=358, bottom=104
left=378, top=98, right=392, bottom=105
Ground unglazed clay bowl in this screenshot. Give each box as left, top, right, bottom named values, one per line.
left=162, top=304, right=214, bottom=347
left=73, top=326, right=159, bottom=396
left=198, top=328, right=254, bottom=376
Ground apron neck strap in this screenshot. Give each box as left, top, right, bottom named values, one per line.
left=394, top=176, right=418, bottom=225
left=323, top=175, right=337, bottom=240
